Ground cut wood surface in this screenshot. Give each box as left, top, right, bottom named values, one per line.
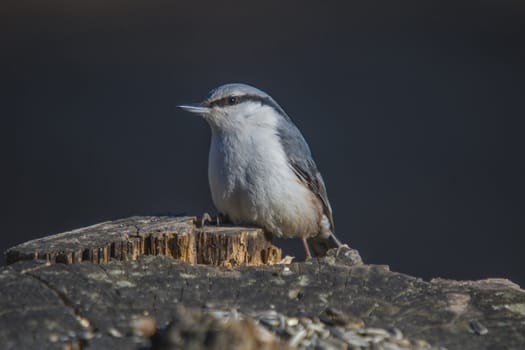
left=5, top=216, right=282, bottom=267
left=1, top=216, right=524, bottom=350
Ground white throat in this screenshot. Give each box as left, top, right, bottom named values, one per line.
left=206, top=103, right=278, bottom=137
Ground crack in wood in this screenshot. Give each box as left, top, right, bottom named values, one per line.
left=24, top=272, right=95, bottom=349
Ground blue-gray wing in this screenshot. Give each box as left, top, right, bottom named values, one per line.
left=275, top=116, right=335, bottom=233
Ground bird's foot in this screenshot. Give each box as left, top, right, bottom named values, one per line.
left=335, top=244, right=351, bottom=256
left=199, top=212, right=213, bottom=227
left=198, top=212, right=229, bottom=227
left=327, top=244, right=363, bottom=266
left=215, top=213, right=230, bottom=226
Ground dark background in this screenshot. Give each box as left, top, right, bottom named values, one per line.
left=4, top=1, right=524, bottom=286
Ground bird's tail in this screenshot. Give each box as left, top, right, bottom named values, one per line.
left=307, top=232, right=343, bottom=257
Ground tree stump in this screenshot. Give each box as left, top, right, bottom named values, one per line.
left=1, top=216, right=524, bottom=350
left=4, top=216, right=282, bottom=267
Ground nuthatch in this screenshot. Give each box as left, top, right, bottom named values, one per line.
left=179, top=83, right=343, bottom=257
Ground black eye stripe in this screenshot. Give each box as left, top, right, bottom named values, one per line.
left=204, top=94, right=290, bottom=121
left=206, top=94, right=273, bottom=108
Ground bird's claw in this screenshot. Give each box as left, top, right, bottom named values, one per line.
left=200, top=213, right=213, bottom=227
left=199, top=213, right=229, bottom=227
left=335, top=244, right=351, bottom=257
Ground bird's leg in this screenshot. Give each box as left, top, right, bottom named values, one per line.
left=200, top=212, right=213, bottom=227
left=199, top=212, right=230, bottom=227
left=302, top=238, right=312, bottom=259
left=216, top=213, right=231, bottom=226
left=329, top=232, right=351, bottom=256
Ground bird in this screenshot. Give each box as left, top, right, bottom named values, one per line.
left=178, top=83, right=344, bottom=257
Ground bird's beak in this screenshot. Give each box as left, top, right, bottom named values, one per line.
left=177, top=103, right=211, bottom=116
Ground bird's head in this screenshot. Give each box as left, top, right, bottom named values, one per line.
left=178, top=83, right=289, bottom=133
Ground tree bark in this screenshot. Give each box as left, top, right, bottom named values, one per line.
left=1, top=216, right=524, bottom=350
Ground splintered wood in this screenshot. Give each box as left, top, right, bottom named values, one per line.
left=5, top=216, right=282, bottom=267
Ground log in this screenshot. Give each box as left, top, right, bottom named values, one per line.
left=1, top=217, right=524, bottom=350
left=4, top=216, right=282, bottom=267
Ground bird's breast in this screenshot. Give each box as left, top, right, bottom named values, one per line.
left=208, top=128, right=322, bottom=238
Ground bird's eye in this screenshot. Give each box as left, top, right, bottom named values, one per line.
left=228, top=96, right=237, bottom=105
